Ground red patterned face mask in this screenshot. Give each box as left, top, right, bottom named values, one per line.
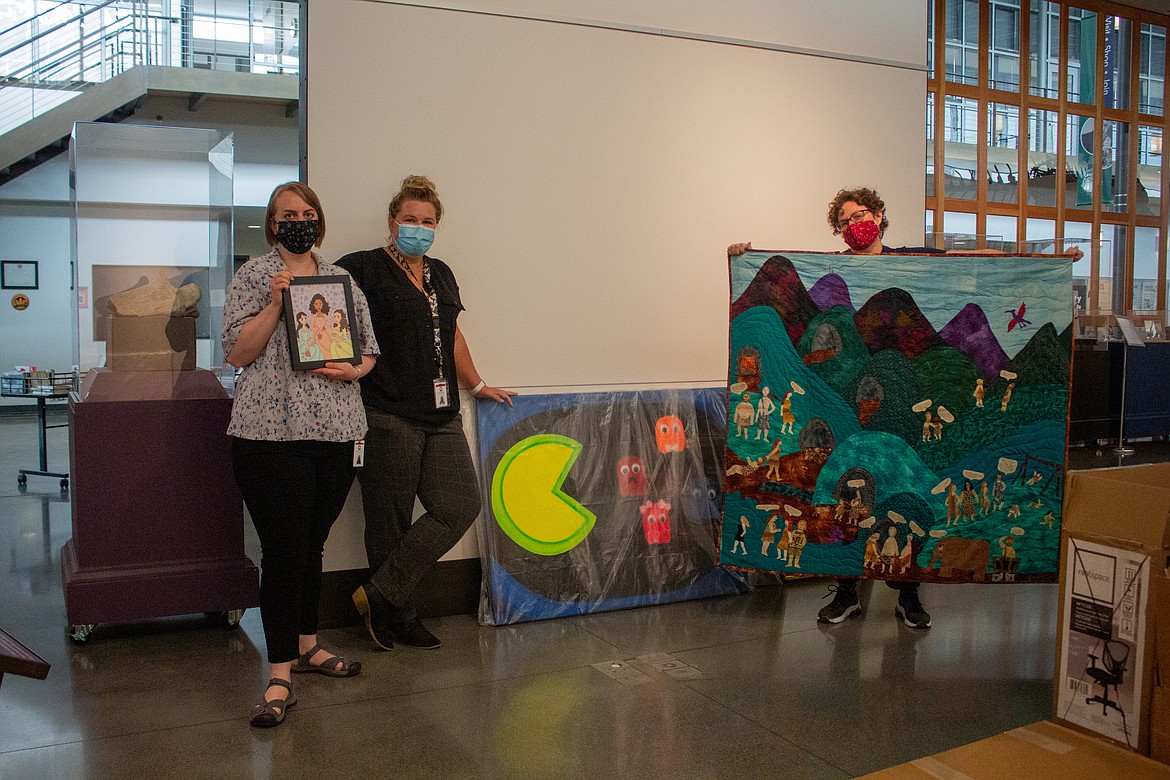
left=842, top=218, right=880, bottom=251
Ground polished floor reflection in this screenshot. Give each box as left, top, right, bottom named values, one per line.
left=0, top=412, right=1164, bottom=778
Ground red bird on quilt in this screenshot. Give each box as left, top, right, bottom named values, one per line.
left=1005, top=302, right=1031, bottom=332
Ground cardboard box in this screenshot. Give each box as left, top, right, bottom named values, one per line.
left=1053, top=463, right=1170, bottom=757
left=862, top=720, right=1170, bottom=779
left=1152, top=573, right=1170, bottom=765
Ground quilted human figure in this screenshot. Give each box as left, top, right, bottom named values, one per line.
left=733, top=394, right=754, bottom=439
left=640, top=499, right=672, bottom=544
left=779, top=391, right=796, bottom=434
left=616, top=456, right=648, bottom=497
left=731, top=516, right=749, bottom=554
left=754, top=387, right=776, bottom=441
left=992, top=474, right=1006, bottom=510
left=655, top=415, right=685, bottom=453
left=786, top=519, right=807, bottom=568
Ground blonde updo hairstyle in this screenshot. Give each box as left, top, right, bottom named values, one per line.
left=388, top=175, right=444, bottom=223
left=264, top=181, right=326, bottom=248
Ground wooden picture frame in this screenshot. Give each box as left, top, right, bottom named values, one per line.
left=282, top=275, right=362, bottom=370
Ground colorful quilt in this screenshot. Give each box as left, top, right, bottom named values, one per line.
left=720, top=251, right=1073, bottom=584
left=476, top=388, right=748, bottom=625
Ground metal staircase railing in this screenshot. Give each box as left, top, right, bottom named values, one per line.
left=0, top=0, right=299, bottom=137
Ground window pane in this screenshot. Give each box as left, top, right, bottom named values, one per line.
left=1099, top=224, right=1128, bottom=313
left=990, top=0, right=1021, bottom=92
left=1133, top=227, right=1161, bottom=310
left=1030, top=0, right=1060, bottom=99
left=927, top=92, right=936, bottom=197
left=1067, top=220, right=1094, bottom=312
left=986, top=215, right=1017, bottom=251
left=1106, top=16, right=1132, bottom=112
left=1069, top=8, right=1097, bottom=106
left=928, top=0, right=935, bottom=79
left=988, top=103, right=1020, bottom=204
left=943, top=96, right=980, bottom=200
left=939, top=211, right=980, bottom=249
left=1027, top=108, right=1060, bottom=208
left=946, top=0, right=980, bottom=85
left=1102, top=119, right=1130, bottom=214
left=1140, top=24, right=1165, bottom=116
left=1068, top=112, right=1095, bottom=208
left=1138, top=125, right=1163, bottom=217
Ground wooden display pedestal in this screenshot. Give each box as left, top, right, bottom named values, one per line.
left=62, top=369, right=259, bottom=640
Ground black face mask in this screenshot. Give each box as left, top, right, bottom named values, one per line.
left=275, top=219, right=320, bottom=255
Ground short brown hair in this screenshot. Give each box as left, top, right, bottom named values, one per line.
left=264, top=181, right=326, bottom=248
left=388, top=175, right=444, bottom=223
left=827, top=187, right=888, bottom=236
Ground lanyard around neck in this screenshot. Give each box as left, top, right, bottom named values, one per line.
left=389, top=246, right=445, bottom=379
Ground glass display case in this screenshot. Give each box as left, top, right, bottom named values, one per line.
left=69, top=122, right=233, bottom=373
left=62, top=124, right=257, bottom=640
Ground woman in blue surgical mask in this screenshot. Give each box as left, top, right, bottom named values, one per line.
left=336, top=175, right=515, bottom=652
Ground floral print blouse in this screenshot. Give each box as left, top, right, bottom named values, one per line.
left=222, top=250, right=379, bottom=442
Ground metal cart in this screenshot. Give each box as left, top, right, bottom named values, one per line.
left=1, top=370, right=77, bottom=492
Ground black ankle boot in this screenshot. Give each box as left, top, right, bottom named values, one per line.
left=387, top=603, right=441, bottom=649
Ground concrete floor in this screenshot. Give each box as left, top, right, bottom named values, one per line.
left=0, top=408, right=1165, bottom=778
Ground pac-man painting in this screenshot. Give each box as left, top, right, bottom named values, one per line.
left=475, top=388, right=747, bottom=625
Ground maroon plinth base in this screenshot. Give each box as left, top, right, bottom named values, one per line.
left=62, top=369, right=259, bottom=627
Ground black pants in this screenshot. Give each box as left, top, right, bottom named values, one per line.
left=836, top=578, right=918, bottom=595
left=232, top=437, right=356, bottom=663
left=357, top=409, right=481, bottom=609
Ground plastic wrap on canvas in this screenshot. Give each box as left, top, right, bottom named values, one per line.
left=475, top=388, right=749, bottom=625
left=719, top=250, right=1073, bottom=584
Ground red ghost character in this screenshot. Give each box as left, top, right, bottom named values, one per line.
left=640, top=499, right=672, bottom=544
left=616, top=456, right=648, bottom=497
left=655, top=415, right=685, bottom=453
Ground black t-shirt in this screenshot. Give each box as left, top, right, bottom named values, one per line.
left=881, top=245, right=947, bottom=254
left=335, top=247, right=465, bottom=425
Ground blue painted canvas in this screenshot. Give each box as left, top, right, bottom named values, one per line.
left=476, top=388, right=748, bottom=625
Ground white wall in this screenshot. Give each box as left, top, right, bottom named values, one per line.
left=307, top=0, right=929, bottom=567
left=308, top=0, right=927, bottom=390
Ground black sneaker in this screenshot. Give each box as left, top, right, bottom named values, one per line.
left=817, top=582, right=861, bottom=624
left=352, top=585, right=395, bottom=650
left=895, top=588, right=932, bottom=629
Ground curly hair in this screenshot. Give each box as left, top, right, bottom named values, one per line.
left=309, top=293, right=330, bottom=314
left=389, top=174, right=444, bottom=223
left=827, top=187, right=888, bottom=236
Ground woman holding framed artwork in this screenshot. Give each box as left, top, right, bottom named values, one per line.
left=337, top=175, right=514, bottom=652
left=223, top=181, right=378, bottom=727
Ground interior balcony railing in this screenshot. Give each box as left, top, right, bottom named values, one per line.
left=0, top=0, right=299, bottom=137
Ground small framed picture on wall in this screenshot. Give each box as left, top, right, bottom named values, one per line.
left=1, top=260, right=38, bottom=290
left=282, top=275, right=362, bottom=370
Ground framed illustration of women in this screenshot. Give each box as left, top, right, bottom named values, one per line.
left=282, top=275, right=361, bottom=370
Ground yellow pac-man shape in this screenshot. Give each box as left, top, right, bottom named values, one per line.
left=491, top=434, right=596, bottom=556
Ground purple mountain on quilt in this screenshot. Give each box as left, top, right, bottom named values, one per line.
left=939, top=303, right=1009, bottom=379
left=854, top=288, right=943, bottom=360
left=731, top=254, right=822, bottom=346
left=808, top=273, right=855, bottom=312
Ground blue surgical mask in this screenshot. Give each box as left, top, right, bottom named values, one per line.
left=394, top=223, right=435, bottom=257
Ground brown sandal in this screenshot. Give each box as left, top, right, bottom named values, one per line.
left=291, top=642, right=362, bottom=678
left=249, top=678, right=296, bottom=727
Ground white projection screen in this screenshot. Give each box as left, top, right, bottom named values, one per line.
left=307, top=0, right=928, bottom=390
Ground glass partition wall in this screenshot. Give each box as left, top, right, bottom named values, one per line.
left=927, top=0, right=1168, bottom=314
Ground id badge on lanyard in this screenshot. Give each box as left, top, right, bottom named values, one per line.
left=433, top=378, right=450, bottom=409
